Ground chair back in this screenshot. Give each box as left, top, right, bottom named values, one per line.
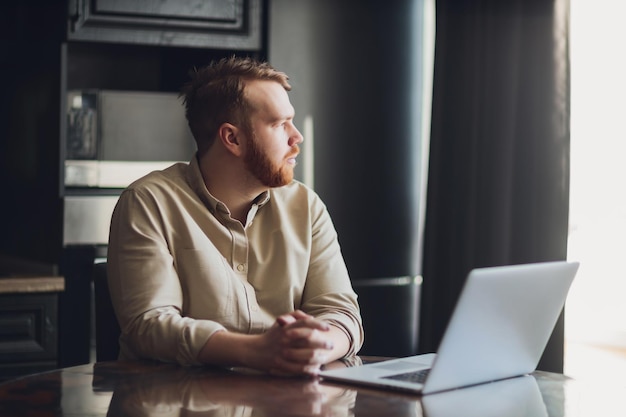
left=93, top=262, right=121, bottom=361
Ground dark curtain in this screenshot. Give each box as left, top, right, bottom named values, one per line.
left=419, top=0, right=571, bottom=372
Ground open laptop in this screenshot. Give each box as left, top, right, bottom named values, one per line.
left=320, top=261, right=579, bottom=394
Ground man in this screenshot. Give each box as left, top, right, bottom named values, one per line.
left=107, top=56, right=363, bottom=376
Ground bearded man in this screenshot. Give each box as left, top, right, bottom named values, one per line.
left=107, top=57, right=363, bottom=376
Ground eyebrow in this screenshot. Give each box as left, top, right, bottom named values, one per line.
left=268, top=108, right=295, bottom=124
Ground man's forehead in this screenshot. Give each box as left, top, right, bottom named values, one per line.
left=244, top=79, right=293, bottom=116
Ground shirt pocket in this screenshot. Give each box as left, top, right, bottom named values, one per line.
left=176, top=248, right=235, bottom=320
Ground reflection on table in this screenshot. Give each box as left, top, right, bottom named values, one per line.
left=0, top=357, right=601, bottom=417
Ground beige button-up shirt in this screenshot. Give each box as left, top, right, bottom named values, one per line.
left=107, top=156, right=363, bottom=365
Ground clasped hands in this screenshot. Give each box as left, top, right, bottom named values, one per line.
left=200, top=309, right=345, bottom=377
left=259, top=310, right=337, bottom=377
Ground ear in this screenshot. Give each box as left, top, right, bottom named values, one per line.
left=217, top=123, right=243, bottom=157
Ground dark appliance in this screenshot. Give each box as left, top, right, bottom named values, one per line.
left=65, top=90, right=195, bottom=189
left=60, top=90, right=196, bottom=366
left=268, top=0, right=434, bottom=357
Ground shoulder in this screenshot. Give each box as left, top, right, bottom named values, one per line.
left=125, top=162, right=190, bottom=196
left=270, top=180, right=324, bottom=206
left=116, top=162, right=198, bottom=213
left=268, top=180, right=331, bottom=223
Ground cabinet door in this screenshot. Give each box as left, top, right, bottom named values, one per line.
left=0, top=294, right=58, bottom=360
left=67, top=0, right=262, bottom=50
left=0, top=293, right=59, bottom=380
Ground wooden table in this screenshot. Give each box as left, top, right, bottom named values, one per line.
left=0, top=358, right=620, bottom=416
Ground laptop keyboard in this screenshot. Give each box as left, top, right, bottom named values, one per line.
left=382, top=368, right=430, bottom=384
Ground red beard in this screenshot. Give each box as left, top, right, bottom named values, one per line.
left=244, top=134, right=299, bottom=187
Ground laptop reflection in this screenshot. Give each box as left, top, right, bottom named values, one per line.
left=421, top=375, right=547, bottom=417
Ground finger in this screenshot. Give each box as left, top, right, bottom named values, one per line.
left=275, top=313, right=298, bottom=327
left=282, top=327, right=334, bottom=348
left=281, top=347, right=331, bottom=365
left=283, top=337, right=334, bottom=353
left=283, top=317, right=330, bottom=332
left=275, top=310, right=315, bottom=327
left=290, top=310, right=313, bottom=320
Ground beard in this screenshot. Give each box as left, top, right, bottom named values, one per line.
left=244, top=133, right=298, bottom=188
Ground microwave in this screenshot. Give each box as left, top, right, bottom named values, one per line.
left=64, top=90, right=196, bottom=188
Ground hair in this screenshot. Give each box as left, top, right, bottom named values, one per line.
left=180, top=56, right=291, bottom=155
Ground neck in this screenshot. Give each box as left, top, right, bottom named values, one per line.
left=197, top=149, right=267, bottom=224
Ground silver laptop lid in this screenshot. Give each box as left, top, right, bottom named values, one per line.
left=422, top=261, right=579, bottom=394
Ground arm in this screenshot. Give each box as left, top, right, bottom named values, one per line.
left=297, top=193, right=365, bottom=358
left=108, top=186, right=223, bottom=365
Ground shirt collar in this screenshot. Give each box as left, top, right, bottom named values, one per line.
left=186, top=153, right=271, bottom=216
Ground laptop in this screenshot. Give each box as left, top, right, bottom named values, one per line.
left=320, top=261, right=579, bottom=394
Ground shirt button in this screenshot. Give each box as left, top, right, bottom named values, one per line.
left=236, top=263, right=246, bottom=272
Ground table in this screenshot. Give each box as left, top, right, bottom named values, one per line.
left=0, top=358, right=619, bottom=416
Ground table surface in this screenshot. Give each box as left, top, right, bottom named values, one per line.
left=0, top=357, right=621, bottom=416
left=0, top=276, right=64, bottom=294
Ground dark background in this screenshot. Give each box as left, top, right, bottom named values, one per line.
left=0, top=0, right=570, bottom=374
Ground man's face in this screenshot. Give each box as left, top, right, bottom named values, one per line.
left=242, top=80, right=303, bottom=188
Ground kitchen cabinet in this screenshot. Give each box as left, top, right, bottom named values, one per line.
left=0, top=277, right=65, bottom=381
left=67, top=0, right=262, bottom=49
left=1, top=1, right=267, bottom=369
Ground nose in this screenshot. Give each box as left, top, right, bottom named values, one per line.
left=289, top=123, right=304, bottom=146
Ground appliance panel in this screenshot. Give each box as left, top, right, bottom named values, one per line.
left=64, top=160, right=180, bottom=188
left=63, top=196, right=119, bottom=245
left=99, top=91, right=195, bottom=162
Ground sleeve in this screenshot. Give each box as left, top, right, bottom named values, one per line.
left=107, top=187, right=224, bottom=366
left=300, top=194, right=365, bottom=356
